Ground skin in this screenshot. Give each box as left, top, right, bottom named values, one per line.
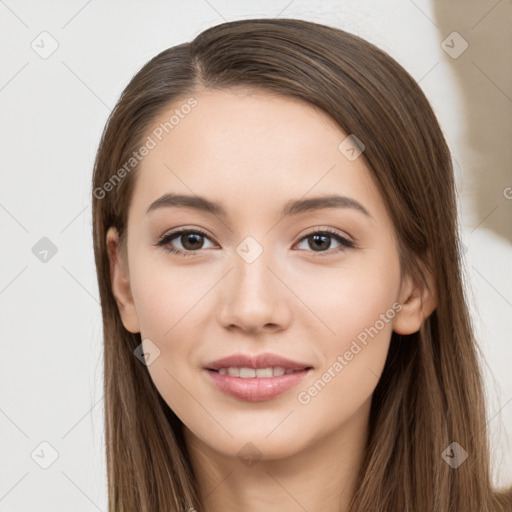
left=107, top=88, right=436, bottom=512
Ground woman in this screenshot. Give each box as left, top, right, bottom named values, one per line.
left=91, top=17, right=512, bottom=512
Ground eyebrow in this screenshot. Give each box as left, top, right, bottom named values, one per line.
left=146, top=193, right=373, bottom=220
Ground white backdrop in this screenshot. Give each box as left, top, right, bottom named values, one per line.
left=0, top=1, right=511, bottom=510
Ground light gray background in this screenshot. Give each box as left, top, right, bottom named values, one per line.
left=0, top=1, right=511, bottom=510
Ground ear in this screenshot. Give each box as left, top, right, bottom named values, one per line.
left=393, top=266, right=437, bottom=335
left=106, top=227, right=140, bottom=333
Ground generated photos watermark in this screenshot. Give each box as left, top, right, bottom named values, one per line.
left=93, top=97, right=198, bottom=200
left=297, top=301, right=403, bottom=405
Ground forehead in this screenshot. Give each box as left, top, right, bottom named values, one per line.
left=129, top=88, right=390, bottom=226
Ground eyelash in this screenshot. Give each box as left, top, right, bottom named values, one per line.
left=154, top=227, right=356, bottom=258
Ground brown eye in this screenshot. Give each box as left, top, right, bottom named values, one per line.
left=296, top=229, right=355, bottom=255
left=156, top=229, right=215, bottom=257
left=307, top=233, right=332, bottom=251
left=180, top=232, right=205, bottom=250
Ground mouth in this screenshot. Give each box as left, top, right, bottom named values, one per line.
left=203, top=353, right=313, bottom=401
left=205, top=352, right=313, bottom=374
left=206, top=366, right=312, bottom=378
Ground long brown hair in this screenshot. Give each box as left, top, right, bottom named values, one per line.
left=91, top=18, right=512, bottom=511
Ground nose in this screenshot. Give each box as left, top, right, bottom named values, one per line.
left=216, top=248, right=292, bottom=335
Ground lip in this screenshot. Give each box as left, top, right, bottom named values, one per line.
left=204, top=352, right=313, bottom=401
left=205, top=352, right=313, bottom=371
left=205, top=368, right=311, bottom=401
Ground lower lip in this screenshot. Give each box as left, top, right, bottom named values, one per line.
left=204, top=369, right=311, bottom=401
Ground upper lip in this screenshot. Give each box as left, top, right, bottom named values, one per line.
left=205, top=353, right=313, bottom=371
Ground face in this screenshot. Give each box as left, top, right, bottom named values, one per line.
left=108, top=88, right=431, bottom=463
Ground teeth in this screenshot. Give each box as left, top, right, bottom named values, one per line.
left=240, top=368, right=256, bottom=378
left=256, top=368, right=273, bottom=378
left=272, top=367, right=285, bottom=377
left=217, top=366, right=297, bottom=378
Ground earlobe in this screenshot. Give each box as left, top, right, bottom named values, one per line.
left=106, top=227, right=140, bottom=333
left=393, top=269, right=437, bottom=335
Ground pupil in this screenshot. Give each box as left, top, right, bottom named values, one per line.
left=311, top=234, right=330, bottom=251
left=183, top=233, right=203, bottom=250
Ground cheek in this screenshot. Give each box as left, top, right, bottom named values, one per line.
left=294, top=249, right=400, bottom=396
left=294, top=280, right=398, bottom=427
left=128, top=258, right=211, bottom=404
left=291, top=249, right=401, bottom=342
left=129, top=264, right=201, bottom=416
left=129, top=253, right=209, bottom=340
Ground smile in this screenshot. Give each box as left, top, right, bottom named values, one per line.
left=215, top=367, right=301, bottom=377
